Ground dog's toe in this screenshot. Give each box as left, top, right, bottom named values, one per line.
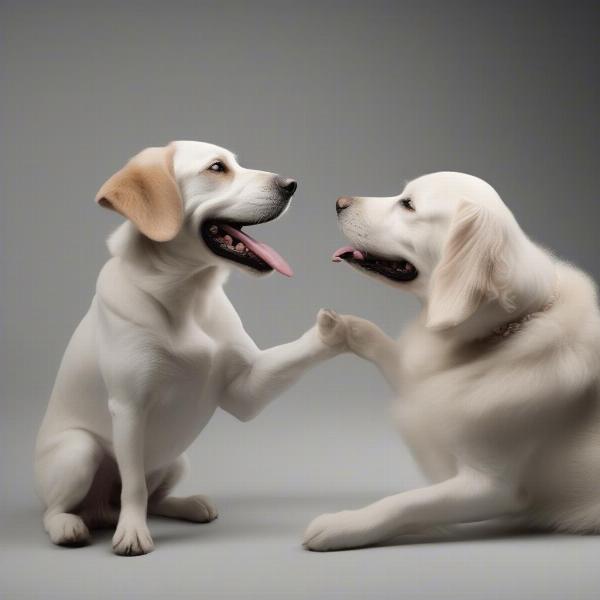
left=46, top=513, right=90, bottom=547
left=303, top=510, right=381, bottom=552
left=177, top=495, right=219, bottom=523
left=317, top=309, right=346, bottom=348
left=112, top=519, right=154, bottom=556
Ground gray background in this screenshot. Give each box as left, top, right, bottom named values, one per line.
left=1, top=0, right=599, bottom=597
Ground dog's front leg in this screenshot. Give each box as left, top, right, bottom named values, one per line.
left=110, top=399, right=154, bottom=556
left=304, top=469, right=522, bottom=551
left=219, top=309, right=347, bottom=421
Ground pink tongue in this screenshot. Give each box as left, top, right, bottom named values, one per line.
left=222, top=224, right=293, bottom=277
left=332, top=246, right=365, bottom=262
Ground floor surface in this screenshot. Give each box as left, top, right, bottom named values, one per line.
left=2, top=488, right=599, bottom=599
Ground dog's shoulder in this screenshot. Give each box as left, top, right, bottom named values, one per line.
left=95, top=258, right=163, bottom=331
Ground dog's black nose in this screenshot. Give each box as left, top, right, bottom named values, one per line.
left=276, top=177, right=298, bottom=195
left=336, top=196, right=353, bottom=214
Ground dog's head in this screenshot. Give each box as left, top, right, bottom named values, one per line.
left=96, top=141, right=297, bottom=277
left=333, top=172, right=523, bottom=330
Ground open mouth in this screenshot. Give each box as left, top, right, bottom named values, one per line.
left=201, top=221, right=293, bottom=277
left=332, top=245, right=418, bottom=282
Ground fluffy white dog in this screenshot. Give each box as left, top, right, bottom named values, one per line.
left=303, top=172, right=600, bottom=551
left=35, top=141, right=345, bottom=555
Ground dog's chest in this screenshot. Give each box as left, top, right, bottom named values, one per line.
left=156, top=320, right=219, bottom=405
left=168, top=319, right=216, bottom=368
left=143, top=324, right=219, bottom=466
left=393, top=341, right=468, bottom=481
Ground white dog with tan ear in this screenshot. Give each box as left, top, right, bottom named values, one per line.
left=303, top=172, right=600, bottom=551
left=35, top=141, right=346, bottom=556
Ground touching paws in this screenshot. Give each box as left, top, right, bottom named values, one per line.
left=344, top=315, right=381, bottom=354
left=112, top=517, right=154, bottom=556
left=317, top=309, right=385, bottom=358
left=317, top=309, right=348, bottom=349
left=303, top=508, right=385, bottom=552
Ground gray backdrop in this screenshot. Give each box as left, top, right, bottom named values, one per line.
left=1, top=0, right=599, bottom=598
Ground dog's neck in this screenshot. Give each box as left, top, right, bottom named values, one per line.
left=107, top=222, right=229, bottom=319
left=435, top=239, right=557, bottom=344
left=490, top=289, right=558, bottom=338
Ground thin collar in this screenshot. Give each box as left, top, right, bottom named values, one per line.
left=491, top=290, right=558, bottom=339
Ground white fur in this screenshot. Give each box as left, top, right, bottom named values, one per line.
left=304, top=172, right=600, bottom=551
left=35, top=141, right=344, bottom=556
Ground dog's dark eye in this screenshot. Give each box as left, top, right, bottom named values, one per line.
left=399, top=198, right=415, bottom=211
left=208, top=161, right=227, bottom=173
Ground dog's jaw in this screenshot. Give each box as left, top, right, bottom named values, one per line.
left=200, top=218, right=293, bottom=277
left=331, top=245, right=418, bottom=283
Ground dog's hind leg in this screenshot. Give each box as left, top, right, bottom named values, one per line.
left=147, top=455, right=218, bottom=523
left=78, top=455, right=121, bottom=530
left=35, top=428, right=104, bottom=546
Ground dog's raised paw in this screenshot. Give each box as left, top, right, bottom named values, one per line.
left=343, top=315, right=382, bottom=354
left=317, top=309, right=347, bottom=348
left=112, top=519, right=154, bottom=556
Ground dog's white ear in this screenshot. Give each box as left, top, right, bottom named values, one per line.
left=426, top=200, right=509, bottom=331
left=95, top=144, right=183, bottom=242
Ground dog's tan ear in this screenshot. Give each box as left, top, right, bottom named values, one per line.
left=426, top=200, right=509, bottom=331
left=95, top=144, right=183, bottom=242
